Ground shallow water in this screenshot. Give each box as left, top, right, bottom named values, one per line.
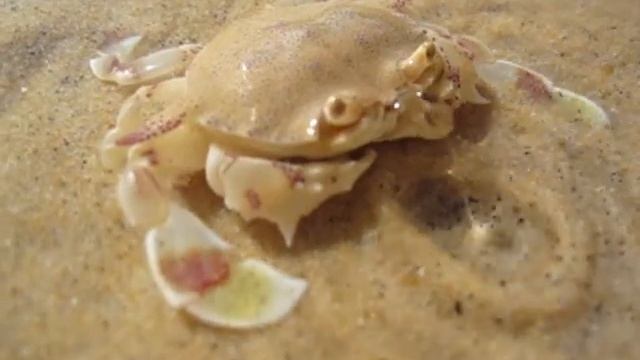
left=1, top=0, right=639, bottom=359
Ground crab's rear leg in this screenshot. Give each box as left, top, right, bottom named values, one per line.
left=90, top=35, right=202, bottom=86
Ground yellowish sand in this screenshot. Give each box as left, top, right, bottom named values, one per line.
left=1, top=1, right=639, bottom=359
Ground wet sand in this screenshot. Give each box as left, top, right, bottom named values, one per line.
left=1, top=1, right=639, bottom=359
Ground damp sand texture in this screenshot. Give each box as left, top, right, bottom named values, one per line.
left=1, top=1, right=640, bottom=359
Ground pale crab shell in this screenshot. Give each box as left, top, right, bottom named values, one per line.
left=100, top=73, right=380, bottom=243
left=206, top=146, right=377, bottom=246
left=186, top=1, right=490, bottom=158
left=92, top=1, right=494, bottom=245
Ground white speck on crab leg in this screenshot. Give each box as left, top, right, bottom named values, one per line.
left=90, top=43, right=202, bottom=86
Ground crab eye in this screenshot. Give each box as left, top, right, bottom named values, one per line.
left=328, top=97, right=346, bottom=118
left=322, top=94, right=363, bottom=127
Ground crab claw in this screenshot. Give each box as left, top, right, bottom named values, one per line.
left=90, top=35, right=202, bottom=86
left=206, top=145, right=376, bottom=247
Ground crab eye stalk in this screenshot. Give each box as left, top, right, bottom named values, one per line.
left=322, top=94, right=363, bottom=127
left=401, top=42, right=437, bottom=83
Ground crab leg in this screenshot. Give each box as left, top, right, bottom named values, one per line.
left=145, top=204, right=308, bottom=328
left=90, top=35, right=202, bottom=86
left=114, top=117, right=210, bottom=228
left=476, top=60, right=609, bottom=127
left=97, top=34, right=143, bottom=62
left=101, top=75, right=209, bottom=228
left=112, top=112, right=209, bottom=228
left=117, top=160, right=171, bottom=229
left=102, top=77, right=188, bottom=170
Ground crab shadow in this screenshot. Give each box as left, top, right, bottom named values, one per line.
left=181, top=100, right=494, bottom=256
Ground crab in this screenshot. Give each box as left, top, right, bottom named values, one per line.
left=92, top=1, right=492, bottom=245
left=91, top=0, right=608, bottom=329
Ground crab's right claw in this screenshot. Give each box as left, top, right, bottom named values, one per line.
left=146, top=205, right=308, bottom=328
left=206, top=146, right=376, bottom=247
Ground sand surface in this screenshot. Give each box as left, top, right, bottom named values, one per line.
left=1, top=1, right=640, bottom=359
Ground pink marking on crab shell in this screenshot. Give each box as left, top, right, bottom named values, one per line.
left=245, top=189, right=262, bottom=210
left=447, top=67, right=462, bottom=89
left=115, top=115, right=184, bottom=146
left=516, top=69, right=553, bottom=101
